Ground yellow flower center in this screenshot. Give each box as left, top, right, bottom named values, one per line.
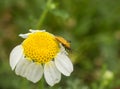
left=22, top=31, right=60, bottom=63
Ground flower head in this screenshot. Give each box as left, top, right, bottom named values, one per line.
left=10, top=29, right=73, bottom=86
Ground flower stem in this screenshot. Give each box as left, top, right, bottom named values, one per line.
left=36, top=0, right=52, bottom=29
left=39, top=77, right=44, bottom=89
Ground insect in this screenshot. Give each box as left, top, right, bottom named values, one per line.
left=55, top=36, right=71, bottom=50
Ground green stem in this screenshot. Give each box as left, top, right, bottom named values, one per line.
left=36, top=0, right=52, bottom=29
left=39, top=77, right=44, bottom=89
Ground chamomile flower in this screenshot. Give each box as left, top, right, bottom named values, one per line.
left=9, top=29, right=73, bottom=86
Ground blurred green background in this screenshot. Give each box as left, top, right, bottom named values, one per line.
left=0, top=0, right=120, bottom=89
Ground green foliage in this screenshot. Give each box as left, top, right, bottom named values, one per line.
left=0, top=0, right=120, bottom=89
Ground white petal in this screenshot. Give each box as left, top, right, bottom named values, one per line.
left=55, top=52, right=73, bottom=76
left=15, top=58, right=43, bottom=83
left=19, top=33, right=31, bottom=38
left=10, top=45, right=23, bottom=70
left=29, top=29, right=46, bottom=33
left=44, top=61, right=61, bottom=86
left=59, top=44, right=68, bottom=55
left=26, top=63, right=43, bottom=83
left=15, top=57, right=30, bottom=76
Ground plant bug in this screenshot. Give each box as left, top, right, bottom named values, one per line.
left=55, top=36, right=71, bottom=50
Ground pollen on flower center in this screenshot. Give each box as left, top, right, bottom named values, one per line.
left=22, top=32, right=60, bottom=63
